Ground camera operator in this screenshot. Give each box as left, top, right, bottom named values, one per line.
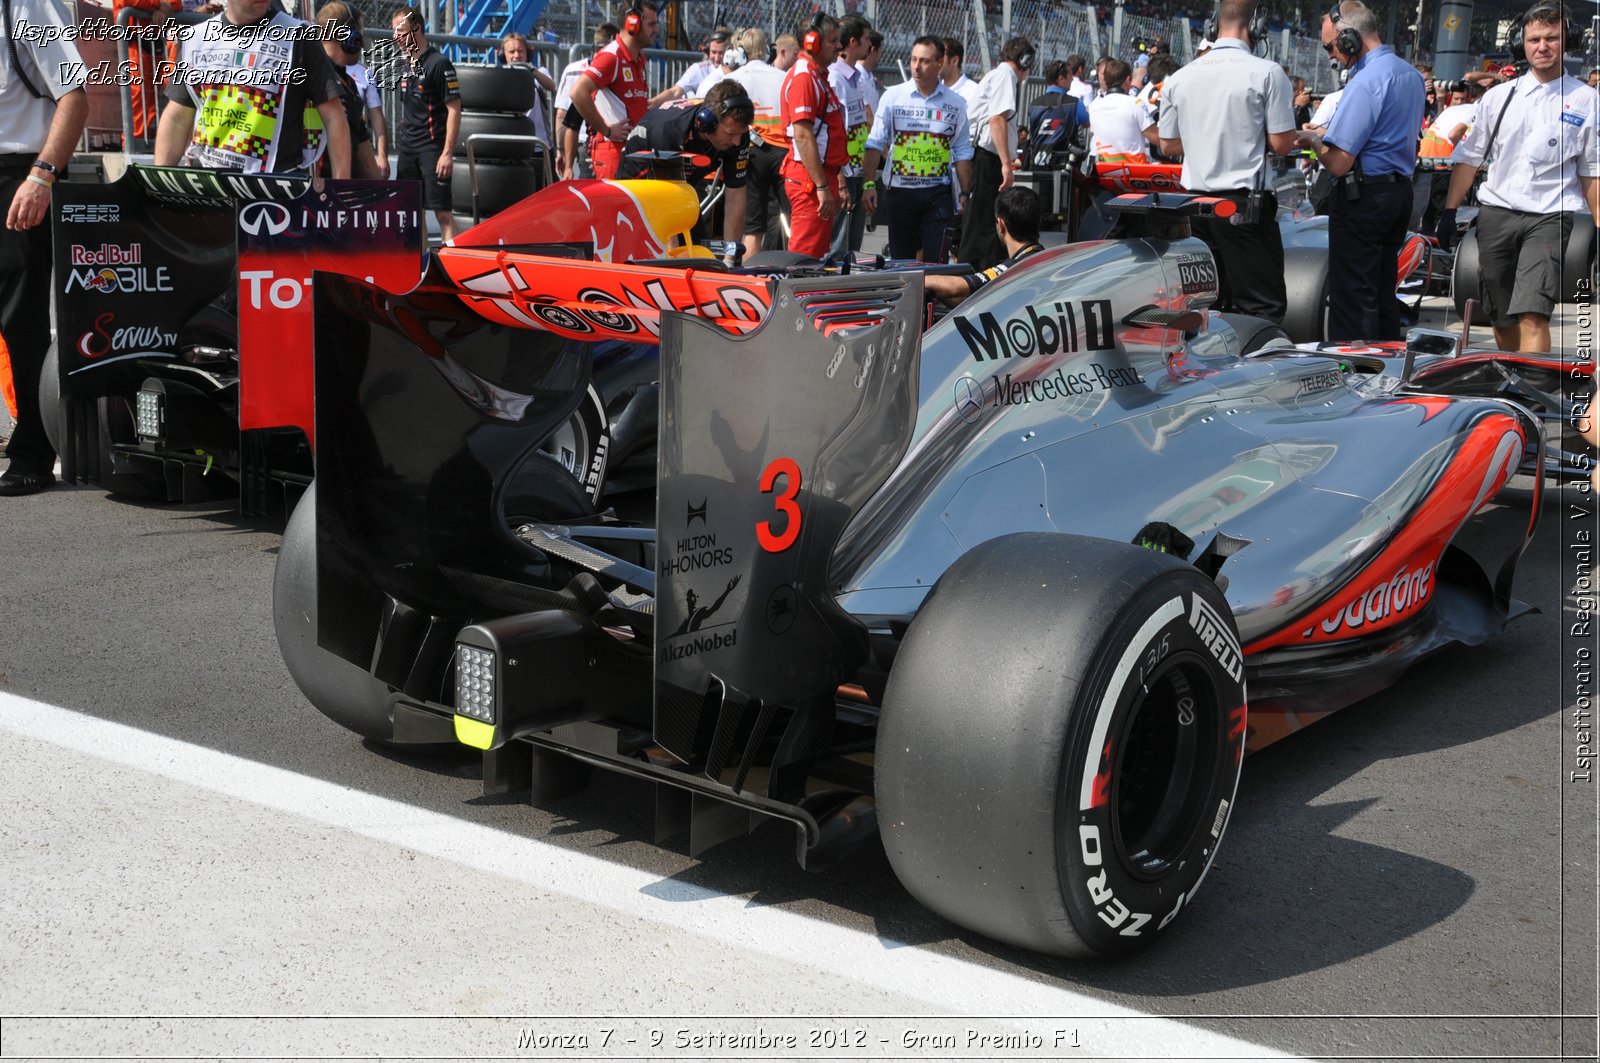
left=1439, top=2, right=1598, bottom=354
left=1159, top=0, right=1297, bottom=319
left=1296, top=0, right=1424, bottom=341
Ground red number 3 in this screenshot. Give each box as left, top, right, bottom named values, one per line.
left=757, top=457, right=802, bottom=553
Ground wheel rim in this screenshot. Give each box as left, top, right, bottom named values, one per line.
left=538, top=410, right=590, bottom=480
left=1110, top=651, right=1222, bottom=882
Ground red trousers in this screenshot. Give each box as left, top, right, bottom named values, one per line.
left=783, top=165, right=839, bottom=258
left=590, top=138, right=623, bottom=180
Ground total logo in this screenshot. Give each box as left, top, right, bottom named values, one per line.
left=64, top=265, right=173, bottom=294
left=242, top=269, right=311, bottom=309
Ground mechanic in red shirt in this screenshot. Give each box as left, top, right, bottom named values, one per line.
left=567, top=2, right=658, bottom=179
left=780, top=12, right=848, bottom=258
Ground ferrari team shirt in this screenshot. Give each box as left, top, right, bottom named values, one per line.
left=781, top=54, right=847, bottom=172
left=864, top=79, right=973, bottom=189
left=584, top=37, right=649, bottom=127
left=1454, top=72, right=1599, bottom=215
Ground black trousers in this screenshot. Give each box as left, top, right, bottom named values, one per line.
left=1328, top=179, right=1412, bottom=342
left=1189, top=192, right=1286, bottom=321
left=884, top=184, right=953, bottom=261
left=957, top=147, right=1004, bottom=269
left=1, top=170, right=56, bottom=476
left=745, top=142, right=789, bottom=252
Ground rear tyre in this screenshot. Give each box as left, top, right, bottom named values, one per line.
left=453, top=112, right=542, bottom=160
left=877, top=532, right=1247, bottom=957
left=37, top=342, right=63, bottom=458
left=1563, top=222, right=1595, bottom=304
left=274, top=482, right=407, bottom=743
left=455, top=64, right=539, bottom=112
left=1452, top=229, right=1492, bottom=326
left=450, top=160, right=541, bottom=218
left=1217, top=313, right=1292, bottom=355
left=96, top=395, right=167, bottom=499
left=1280, top=246, right=1329, bottom=343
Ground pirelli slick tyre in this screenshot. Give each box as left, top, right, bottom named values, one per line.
left=1217, top=313, right=1291, bottom=355
left=450, top=160, right=541, bottom=218
left=453, top=112, right=543, bottom=161
left=1563, top=221, right=1595, bottom=304
left=877, top=532, right=1248, bottom=958
left=1452, top=229, right=1492, bottom=326
left=37, top=342, right=63, bottom=458
left=96, top=395, right=167, bottom=499
left=1280, top=245, right=1329, bottom=343
left=455, top=63, right=539, bottom=112
left=530, top=383, right=608, bottom=507
left=274, top=482, right=402, bottom=743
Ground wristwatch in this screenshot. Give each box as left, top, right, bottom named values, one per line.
left=31, top=159, right=57, bottom=178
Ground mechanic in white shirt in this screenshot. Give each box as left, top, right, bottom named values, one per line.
left=651, top=30, right=730, bottom=105
left=829, top=14, right=874, bottom=256
left=1306, top=87, right=1342, bottom=131
left=941, top=37, right=982, bottom=139
left=1417, top=80, right=1482, bottom=232
left=855, top=30, right=882, bottom=111
left=1067, top=53, right=1097, bottom=105
left=1088, top=58, right=1158, bottom=163
left=1441, top=2, right=1599, bottom=353
left=957, top=35, right=1034, bottom=269
left=554, top=22, right=617, bottom=178
left=500, top=33, right=557, bottom=147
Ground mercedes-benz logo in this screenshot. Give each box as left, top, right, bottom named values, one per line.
left=954, top=375, right=985, bottom=423
left=239, top=201, right=291, bottom=237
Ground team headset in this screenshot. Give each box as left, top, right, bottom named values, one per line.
left=803, top=11, right=825, bottom=55
left=1505, top=1, right=1577, bottom=54
left=334, top=21, right=363, bottom=55
left=1327, top=6, right=1361, bottom=59
left=690, top=91, right=752, bottom=135
left=1203, top=2, right=1268, bottom=47
left=623, top=2, right=644, bottom=36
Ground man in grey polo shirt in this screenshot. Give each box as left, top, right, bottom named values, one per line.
left=1158, top=0, right=1297, bottom=319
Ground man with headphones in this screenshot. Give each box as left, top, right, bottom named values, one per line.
left=617, top=81, right=754, bottom=246
left=568, top=1, right=659, bottom=180
left=1439, top=2, right=1597, bottom=354
left=1296, top=0, right=1424, bottom=341
left=651, top=29, right=730, bottom=106
left=780, top=11, right=848, bottom=258
left=957, top=36, right=1035, bottom=269
left=1158, top=0, right=1297, bottom=319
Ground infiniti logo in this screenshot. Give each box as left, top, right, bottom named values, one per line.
left=239, top=201, right=291, bottom=237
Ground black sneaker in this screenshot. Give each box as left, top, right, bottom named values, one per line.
left=0, top=470, right=56, bottom=496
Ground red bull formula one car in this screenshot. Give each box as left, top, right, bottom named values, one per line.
left=276, top=179, right=1547, bottom=958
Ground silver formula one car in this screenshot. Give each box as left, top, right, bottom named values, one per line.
left=276, top=182, right=1544, bottom=958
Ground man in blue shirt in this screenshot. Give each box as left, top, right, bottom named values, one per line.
left=1296, top=0, right=1424, bottom=340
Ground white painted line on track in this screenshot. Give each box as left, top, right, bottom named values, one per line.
left=0, top=691, right=1302, bottom=1058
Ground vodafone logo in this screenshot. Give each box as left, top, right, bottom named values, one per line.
left=239, top=201, right=292, bottom=237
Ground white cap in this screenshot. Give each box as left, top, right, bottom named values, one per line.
left=1197, top=39, right=1213, bottom=52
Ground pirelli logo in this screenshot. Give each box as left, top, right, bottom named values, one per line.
left=1187, top=593, right=1243, bottom=683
